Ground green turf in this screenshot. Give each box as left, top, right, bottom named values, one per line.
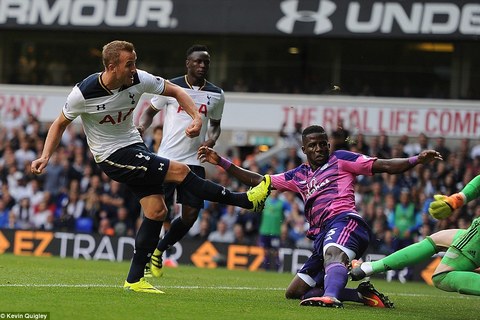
left=0, top=254, right=478, bottom=320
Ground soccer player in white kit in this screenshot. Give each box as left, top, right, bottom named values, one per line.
left=138, top=45, right=224, bottom=278
left=31, top=40, right=270, bottom=293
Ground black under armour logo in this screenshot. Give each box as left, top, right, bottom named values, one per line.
left=96, top=104, right=106, bottom=111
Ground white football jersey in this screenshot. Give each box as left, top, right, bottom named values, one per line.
left=63, top=69, right=166, bottom=162
left=151, top=75, right=225, bottom=165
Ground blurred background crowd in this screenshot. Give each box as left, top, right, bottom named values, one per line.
left=1, top=111, right=479, bottom=263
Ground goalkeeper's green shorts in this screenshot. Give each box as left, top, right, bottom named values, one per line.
left=442, top=217, right=480, bottom=270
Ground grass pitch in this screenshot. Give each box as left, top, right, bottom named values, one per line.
left=0, top=254, right=478, bottom=320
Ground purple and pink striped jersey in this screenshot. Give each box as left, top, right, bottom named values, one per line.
left=270, top=150, right=376, bottom=238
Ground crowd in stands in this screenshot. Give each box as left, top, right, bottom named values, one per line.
left=1, top=111, right=479, bottom=262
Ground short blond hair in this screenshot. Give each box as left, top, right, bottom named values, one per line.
left=102, top=40, right=135, bottom=68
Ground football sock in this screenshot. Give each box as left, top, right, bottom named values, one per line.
left=127, top=217, right=163, bottom=283
left=179, top=171, right=252, bottom=209
left=368, top=237, right=437, bottom=274
left=341, top=288, right=363, bottom=303
left=432, top=271, right=480, bottom=296
left=301, top=287, right=324, bottom=300
left=157, top=218, right=191, bottom=252
left=323, top=263, right=348, bottom=298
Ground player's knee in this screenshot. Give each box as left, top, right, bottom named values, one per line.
left=432, top=272, right=446, bottom=290
left=167, top=161, right=191, bottom=183
left=285, top=279, right=308, bottom=299
left=284, top=288, right=301, bottom=299
left=144, top=206, right=168, bottom=221
left=323, top=247, right=349, bottom=266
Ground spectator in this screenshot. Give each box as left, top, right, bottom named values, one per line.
left=5, top=212, right=20, bottom=229
left=0, top=199, right=10, bottom=228
left=388, top=189, right=417, bottom=252
left=279, top=121, right=303, bottom=149
left=14, top=137, right=36, bottom=170
left=191, top=217, right=211, bottom=241
left=353, top=132, right=370, bottom=154
left=112, top=206, right=135, bottom=237
left=42, top=153, right=66, bottom=198
left=372, top=219, right=394, bottom=255
left=377, top=132, right=392, bottom=159
left=146, top=125, right=163, bottom=153
left=67, top=153, right=85, bottom=183
left=235, top=208, right=259, bottom=243
left=220, top=205, right=240, bottom=233
left=433, top=136, right=451, bottom=161
left=62, top=189, right=86, bottom=219
left=330, top=118, right=350, bottom=151
left=10, top=197, right=34, bottom=229
left=288, top=214, right=310, bottom=248
left=279, top=223, right=294, bottom=248
left=31, top=198, right=54, bottom=230
left=98, top=217, right=115, bottom=236
left=258, top=190, right=288, bottom=270
left=101, top=180, right=125, bottom=218
left=26, top=178, right=44, bottom=209
left=282, top=147, right=304, bottom=170
left=83, top=187, right=102, bottom=224
left=233, top=223, right=252, bottom=245
left=404, top=132, right=432, bottom=157
left=208, top=220, right=234, bottom=243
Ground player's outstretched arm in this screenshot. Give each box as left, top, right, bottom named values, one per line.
left=429, top=174, right=480, bottom=219
left=372, top=149, right=442, bottom=174
left=198, top=146, right=264, bottom=187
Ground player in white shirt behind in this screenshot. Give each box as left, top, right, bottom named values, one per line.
left=138, top=45, right=225, bottom=278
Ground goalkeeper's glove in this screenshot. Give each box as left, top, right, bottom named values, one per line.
left=428, top=193, right=465, bottom=220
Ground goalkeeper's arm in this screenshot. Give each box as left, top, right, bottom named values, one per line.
left=429, top=174, right=480, bottom=219
left=461, top=174, right=480, bottom=203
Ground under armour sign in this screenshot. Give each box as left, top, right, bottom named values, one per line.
left=0, top=0, right=478, bottom=39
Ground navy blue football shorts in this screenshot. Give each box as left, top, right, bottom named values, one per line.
left=163, top=164, right=205, bottom=210
left=98, top=143, right=170, bottom=200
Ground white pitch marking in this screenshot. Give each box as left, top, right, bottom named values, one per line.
left=0, top=283, right=476, bottom=299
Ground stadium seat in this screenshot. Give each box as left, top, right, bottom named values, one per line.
left=75, top=217, right=94, bottom=233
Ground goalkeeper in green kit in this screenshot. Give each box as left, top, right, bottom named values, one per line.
left=350, top=175, right=480, bottom=296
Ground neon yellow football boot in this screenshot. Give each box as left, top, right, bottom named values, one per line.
left=247, top=175, right=271, bottom=212
left=123, top=277, right=164, bottom=294
left=150, top=248, right=164, bottom=278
